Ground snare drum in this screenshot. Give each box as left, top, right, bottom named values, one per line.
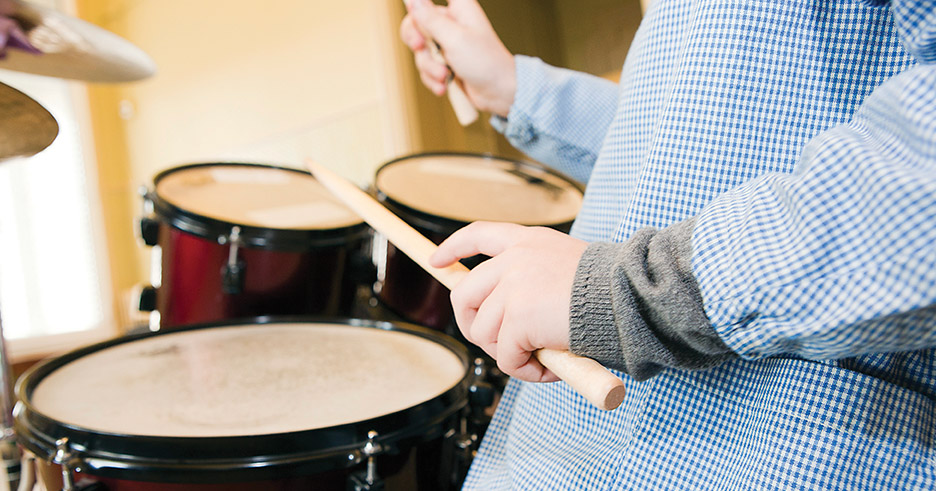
left=15, top=319, right=470, bottom=490
left=373, top=153, right=584, bottom=330
left=140, top=163, right=370, bottom=329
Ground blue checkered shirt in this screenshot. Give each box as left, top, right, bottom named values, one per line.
left=466, top=0, right=936, bottom=489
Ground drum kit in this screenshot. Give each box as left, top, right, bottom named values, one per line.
left=0, top=2, right=586, bottom=490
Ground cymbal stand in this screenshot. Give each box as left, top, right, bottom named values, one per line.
left=0, top=310, right=21, bottom=491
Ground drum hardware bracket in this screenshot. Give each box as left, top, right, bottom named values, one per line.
left=137, top=186, right=160, bottom=247
left=53, top=438, right=78, bottom=491
left=451, top=357, right=492, bottom=483
left=468, top=357, right=496, bottom=413
left=347, top=430, right=385, bottom=491
left=445, top=409, right=479, bottom=487
left=219, top=226, right=247, bottom=295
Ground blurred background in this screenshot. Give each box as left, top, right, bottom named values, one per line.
left=0, top=0, right=646, bottom=365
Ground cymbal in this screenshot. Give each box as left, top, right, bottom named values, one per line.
left=0, top=0, right=156, bottom=83
left=0, top=81, right=57, bottom=161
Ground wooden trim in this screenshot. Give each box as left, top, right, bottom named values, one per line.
left=374, top=0, right=420, bottom=159
left=8, top=327, right=116, bottom=365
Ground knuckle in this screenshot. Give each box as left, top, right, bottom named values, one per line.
left=494, top=356, right=514, bottom=377
left=449, top=287, right=466, bottom=308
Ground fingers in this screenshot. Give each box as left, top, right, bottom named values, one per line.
left=401, top=7, right=450, bottom=96
left=419, top=70, right=446, bottom=96
left=466, top=288, right=503, bottom=356
left=430, top=222, right=525, bottom=268
left=431, top=222, right=577, bottom=384
left=450, top=257, right=503, bottom=342
left=399, top=15, right=425, bottom=51
left=455, top=267, right=558, bottom=383
left=415, top=49, right=449, bottom=94
left=496, top=337, right=559, bottom=383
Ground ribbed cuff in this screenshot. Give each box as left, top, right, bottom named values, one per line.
left=569, top=218, right=736, bottom=380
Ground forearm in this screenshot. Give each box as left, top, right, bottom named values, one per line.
left=569, top=218, right=736, bottom=380
left=693, top=63, right=936, bottom=361
left=491, top=56, right=619, bottom=183
left=570, top=66, right=936, bottom=378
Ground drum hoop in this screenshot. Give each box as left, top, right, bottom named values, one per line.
left=150, top=162, right=370, bottom=251
left=374, top=152, right=583, bottom=236
left=14, top=316, right=470, bottom=483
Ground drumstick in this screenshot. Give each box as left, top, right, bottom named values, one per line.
left=306, top=160, right=625, bottom=411
left=403, top=0, right=479, bottom=126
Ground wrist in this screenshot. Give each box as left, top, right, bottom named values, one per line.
left=470, top=52, right=515, bottom=118
left=487, top=53, right=516, bottom=117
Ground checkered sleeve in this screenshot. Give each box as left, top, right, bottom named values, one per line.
left=490, top=55, right=619, bottom=184
left=693, top=60, right=936, bottom=360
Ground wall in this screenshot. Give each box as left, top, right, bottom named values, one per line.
left=553, top=0, right=643, bottom=80
left=77, top=0, right=415, bottom=329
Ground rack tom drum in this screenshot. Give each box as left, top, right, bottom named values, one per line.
left=140, top=163, right=370, bottom=329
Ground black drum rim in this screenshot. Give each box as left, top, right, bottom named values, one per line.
left=13, top=316, right=471, bottom=483
left=374, top=152, right=584, bottom=236
left=150, top=162, right=371, bottom=251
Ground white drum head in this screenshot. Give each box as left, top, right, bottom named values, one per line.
left=376, top=155, right=583, bottom=225
left=155, top=164, right=363, bottom=230
left=30, top=323, right=466, bottom=437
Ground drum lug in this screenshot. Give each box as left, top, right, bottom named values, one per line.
left=137, top=186, right=160, bottom=246
left=219, top=226, right=247, bottom=295
left=53, top=438, right=78, bottom=491
left=347, top=430, right=385, bottom=491
left=137, top=285, right=158, bottom=312
left=138, top=217, right=160, bottom=246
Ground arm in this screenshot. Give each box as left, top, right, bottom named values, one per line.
left=688, top=0, right=936, bottom=359
left=572, top=61, right=936, bottom=377
left=401, top=0, right=619, bottom=183
left=491, top=56, right=620, bottom=183
left=691, top=61, right=936, bottom=361
left=572, top=68, right=936, bottom=385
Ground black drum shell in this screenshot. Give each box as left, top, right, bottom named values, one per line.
left=13, top=317, right=470, bottom=486
left=373, top=152, right=582, bottom=331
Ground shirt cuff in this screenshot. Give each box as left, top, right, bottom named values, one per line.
left=569, top=218, right=736, bottom=380
left=488, top=55, right=549, bottom=145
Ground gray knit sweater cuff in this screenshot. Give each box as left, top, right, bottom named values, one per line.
left=569, top=218, right=736, bottom=381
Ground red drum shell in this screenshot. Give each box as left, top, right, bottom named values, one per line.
left=373, top=153, right=583, bottom=331
left=146, top=163, right=370, bottom=329
left=155, top=224, right=360, bottom=328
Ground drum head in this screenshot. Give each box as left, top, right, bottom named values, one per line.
left=375, top=153, right=583, bottom=229
left=151, top=163, right=367, bottom=249
left=15, top=319, right=469, bottom=482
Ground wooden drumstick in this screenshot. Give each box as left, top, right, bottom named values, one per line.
left=306, top=160, right=625, bottom=411
left=403, top=0, right=479, bottom=126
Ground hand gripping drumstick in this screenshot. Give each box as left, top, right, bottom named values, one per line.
left=403, top=0, right=479, bottom=126
left=306, top=160, right=626, bottom=411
